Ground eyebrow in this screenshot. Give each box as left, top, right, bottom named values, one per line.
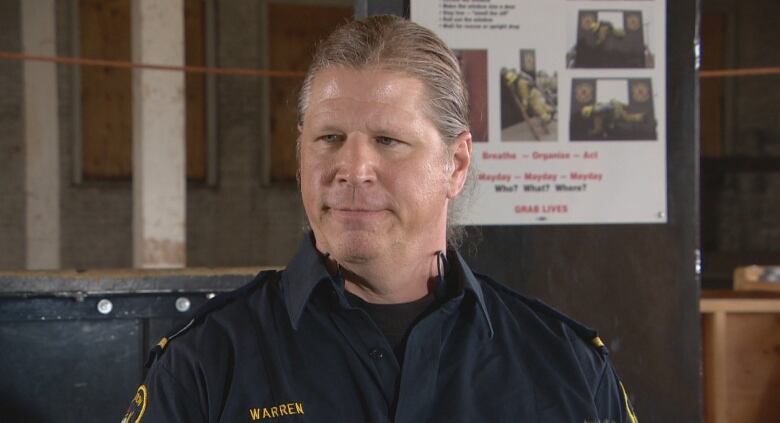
left=366, top=113, right=424, bottom=139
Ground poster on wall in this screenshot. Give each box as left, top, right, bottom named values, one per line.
left=411, top=0, right=667, bottom=225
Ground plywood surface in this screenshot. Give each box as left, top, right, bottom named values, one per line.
left=80, top=0, right=132, bottom=180
left=268, top=3, right=352, bottom=182
left=80, top=0, right=207, bottom=181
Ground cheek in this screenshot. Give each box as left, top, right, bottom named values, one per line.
left=389, top=158, right=450, bottom=207
left=299, top=153, right=325, bottom=210
left=300, top=147, right=338, bottom=185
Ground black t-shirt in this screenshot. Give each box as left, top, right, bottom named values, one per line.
left=345, top=291, right=436, bottom=363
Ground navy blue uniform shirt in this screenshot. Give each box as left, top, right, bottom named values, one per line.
left=122, top=235, right=638, bottom=422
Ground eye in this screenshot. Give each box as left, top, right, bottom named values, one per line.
left=376, top=136, right=400, bottom=146
left=317, top=134, right=344, bottom=143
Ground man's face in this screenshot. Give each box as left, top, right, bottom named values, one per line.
left=299, top=67, right=470, bottom=264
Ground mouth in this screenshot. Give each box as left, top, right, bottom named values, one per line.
left=325, top=206, right=389, bottom=221
left=328, top=207, right=385, bottom=214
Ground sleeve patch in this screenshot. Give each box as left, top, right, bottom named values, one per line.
left=121, top=384, right=148, bottom=423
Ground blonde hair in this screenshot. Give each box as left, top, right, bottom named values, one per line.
left=297, top=15, right=474, bottom=248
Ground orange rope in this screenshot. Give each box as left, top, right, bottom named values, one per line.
left=699, top=66, right=780, bottom=78
left=0, top=50, right=305, bottom=78
left=3, top=50, right=778, bottom=80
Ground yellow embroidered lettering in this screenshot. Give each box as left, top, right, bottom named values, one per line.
left=250, top=402, right=304, bottom=419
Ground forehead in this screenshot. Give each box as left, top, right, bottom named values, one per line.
left=304, top=67, right=430, bottom=126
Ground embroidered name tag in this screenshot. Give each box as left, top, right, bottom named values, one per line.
left=249, top=402, right=304, bottom=420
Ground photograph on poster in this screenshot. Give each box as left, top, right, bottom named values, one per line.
left=569, top=78, right=657, bottom=141
left=500, top=49, right=558, bottom=142
left=566, top=9, right=655, bottom=68
left=454, top=49, right=489, bottom=142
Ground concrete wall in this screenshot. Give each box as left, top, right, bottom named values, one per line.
left=0, top=0, right=312, bottom=270
left=0, top=0, right=25, bottom=269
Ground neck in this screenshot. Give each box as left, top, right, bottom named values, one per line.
left=326, top=245, right=445, bottom=304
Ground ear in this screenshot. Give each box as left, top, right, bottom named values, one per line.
left=447, top=131, right=472, bottom=199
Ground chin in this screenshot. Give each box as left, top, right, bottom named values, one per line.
left=318, top=229, right=387, bottom=263
left=328, top=230, right=384, bottom=263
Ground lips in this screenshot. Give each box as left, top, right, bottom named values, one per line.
left=327, top=207, right=388, bottom=217
left=324, top=197, right=391, bottom=221
left=326, top=208, right=389, bottom=227
left=323, top=190, right=392, bottom=214
left=329, top=207, right=384, bottom=213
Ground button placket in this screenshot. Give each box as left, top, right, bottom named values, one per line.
left=329, top=301, right=400, bottom=409
left=393, top=306, right=453, bottom=423
left=369, top=347, right=386, bottom=360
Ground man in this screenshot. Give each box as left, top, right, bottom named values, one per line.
left=122, top=15, right=638, bottom=423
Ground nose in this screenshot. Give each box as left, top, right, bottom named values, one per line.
left=334, top=134, right=377, bottom=186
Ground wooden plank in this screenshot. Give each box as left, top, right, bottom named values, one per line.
left=80, top=0, right=132, bottom=180
left=268, top=3, right=352, bottom=182
left=185, top=0, right=206, bottom=181
left=702, top=290, right=780, bottom=299
left=701, top=298, right=780, bottom=313
left=725, top=314, right=780, bottom=422
left=702, top=312, right=727, bottom=423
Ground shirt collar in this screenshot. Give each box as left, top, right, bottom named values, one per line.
left=281, top=232, right=333, bottom=330
left=281, top=232, right=494, bottom=338
left=449, top=250, right=495, bottom=339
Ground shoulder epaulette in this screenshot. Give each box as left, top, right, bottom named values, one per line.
left=475, top=272, right=609, bottom=356
left=144, top=270, right=279, bottom=367
left=524, top=297, right=609, bottom=356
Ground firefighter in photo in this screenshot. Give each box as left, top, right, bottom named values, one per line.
left=589, top=20, right=626, bottom=46
left=581, top=99, right=648, bottom=139
left=500, top=67, right=556, bottom=125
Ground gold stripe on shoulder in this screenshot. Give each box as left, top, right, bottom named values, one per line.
left=157, top=337, right=169, bottom=350
left=591, top=336, right=605, bottom=349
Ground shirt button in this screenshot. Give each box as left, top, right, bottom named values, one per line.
left=368, top=348, right=385, bottom=360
